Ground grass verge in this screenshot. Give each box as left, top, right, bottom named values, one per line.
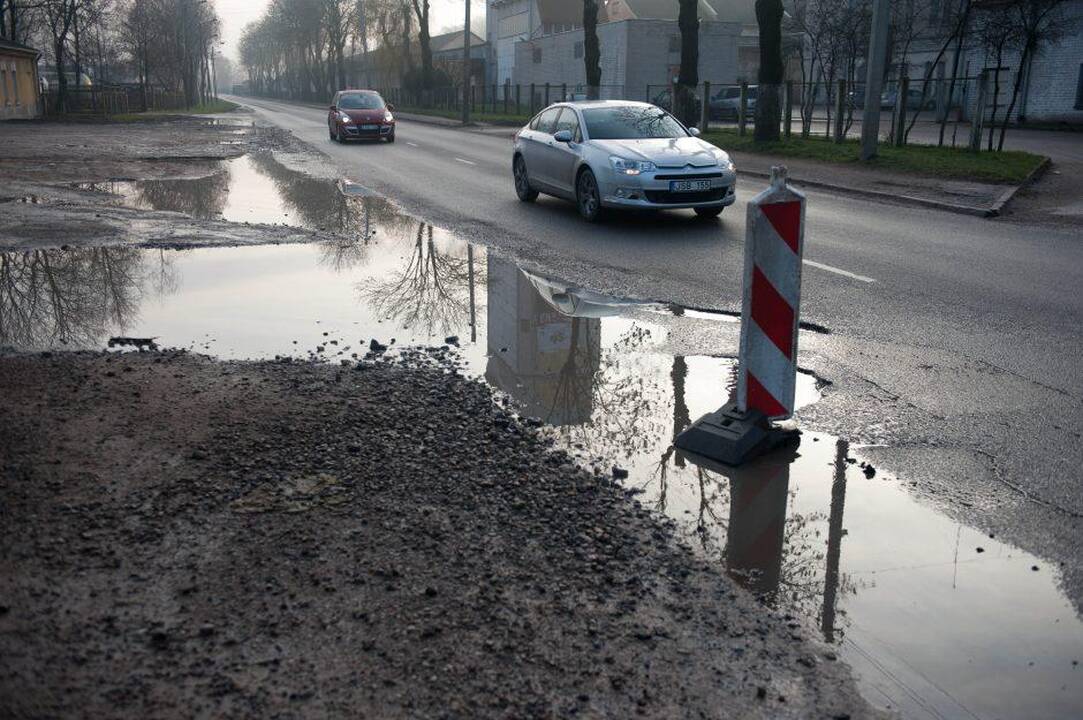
left=110, top=99, right=240, bottom=122
left=702, top=128, right=1046, bottom=183
left=393, top=105, right=529, bottom=126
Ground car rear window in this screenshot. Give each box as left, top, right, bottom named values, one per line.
left=582, top=106, right=687, bottom=140
left=339, top=94, right=384, bottom=109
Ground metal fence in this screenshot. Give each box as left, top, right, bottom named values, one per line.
left=379, top=82, right=632, bottom=119
left=261, top=68, right=1015, bottom=150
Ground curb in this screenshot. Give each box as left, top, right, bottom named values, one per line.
left=988, top=156, right=1052, bottom=217
left=738, top=168, right=998, bottom=218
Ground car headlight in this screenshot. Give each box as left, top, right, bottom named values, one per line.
left=384, top=111, right=394, bottom=122
left=609, top=157, right=656, bottom=176
left=339, top=112, right=352, bottom=124
left=712, top=151, right=735, bottom=171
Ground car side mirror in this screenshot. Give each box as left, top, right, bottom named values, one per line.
left=553, top=129, right=573, bottom=143
left=329, top=104, right=336, bottom=111
left=688, top=127, right=701, bottom=137
left=387, top=103, right=395, bottom=111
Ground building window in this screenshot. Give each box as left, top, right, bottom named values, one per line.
left=11, top=62, right=19, bottom=106
left=1, top=66, right=9, bottom=106
left=1076, top=64, right=1083, bottom=110
left=574, top=41, right=583, bottom=59
left=533, top=47, right=542, bottom=64
left=668, top=35, right=680, bottom=53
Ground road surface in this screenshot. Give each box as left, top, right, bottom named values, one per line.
left=235, top=95, right=1083, bottom=609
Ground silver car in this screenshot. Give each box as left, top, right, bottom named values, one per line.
left=512, top=100, right=737, bottom=222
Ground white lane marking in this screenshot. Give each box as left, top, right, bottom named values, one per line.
left=803, top=259, right=876, bottom=283
left=406, top=141, right=419, bottom=147
left=454, top=157, right=477, bottom=166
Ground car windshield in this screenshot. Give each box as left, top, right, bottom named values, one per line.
left=582, top=107, right=687, bottom=140
left=339, top=94, right=384, bottom=110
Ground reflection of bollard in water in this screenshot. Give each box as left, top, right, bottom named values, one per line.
left=676, top=166, right=806, bottom=466
left=722, top=442, right=798, bottom=602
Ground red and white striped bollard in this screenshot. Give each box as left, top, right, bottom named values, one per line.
left=675, top=166, right=805, bottom=466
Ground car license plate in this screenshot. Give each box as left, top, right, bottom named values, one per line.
left=669, top=179, right=713, bottom=192
left=361, top=124, right=379, bottom=130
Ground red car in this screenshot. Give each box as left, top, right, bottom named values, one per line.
left=328, top=90, right=396, bottom=143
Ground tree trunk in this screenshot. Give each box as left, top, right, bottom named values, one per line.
left=676, top=0, right=698, bottom=126
left=998, top=43, right=1029, bottom=151
left=939, top=3, right=970, bottom=146
left=55, top=40, right=67, bottom=112
left=583, top=0, right=601, bottom=99
left=753, top=0, right=784, bottom=141
left=73, top=8, right=82, bottom=90
left=987, top=45, right=1003, bottom=151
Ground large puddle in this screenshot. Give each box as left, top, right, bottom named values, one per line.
left=6, top=153, right=1082, bottom=719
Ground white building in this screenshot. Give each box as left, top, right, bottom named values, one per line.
left=486, top=0, right=758, bottom=99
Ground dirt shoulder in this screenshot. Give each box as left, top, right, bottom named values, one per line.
left=0, top=349, right=882, bottom=719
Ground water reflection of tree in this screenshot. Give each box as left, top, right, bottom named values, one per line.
left=359, top=224, right=483, bottom=337
left=134, top=171, right=231, bottom=219
left=0, top=247, right=154, bottom=348
left=243, top=152, right=414, bottom=270
left=552, top=324, right=669, bottom=460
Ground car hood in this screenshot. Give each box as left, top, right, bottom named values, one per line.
left=590, top=137, right=722, bottom=168
left=343, top=108, right=385, bottom=122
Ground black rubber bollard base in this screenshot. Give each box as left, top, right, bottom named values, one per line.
left=674, top=401, right=800, bottom=467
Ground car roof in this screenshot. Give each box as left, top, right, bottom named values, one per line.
left=559, top=99, right=655, bottom=109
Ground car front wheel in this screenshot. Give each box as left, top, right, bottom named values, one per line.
left=513, top=155, right=538, bottom=202
left=576, top=168, right=603, bottom=222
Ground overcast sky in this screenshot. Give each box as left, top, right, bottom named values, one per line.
left=213, top=0, right=482, bottom=63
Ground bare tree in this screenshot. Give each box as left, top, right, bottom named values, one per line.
left=996, top=0, right=1071, bottom=149
left=976, top=0, right=1018, bottom=150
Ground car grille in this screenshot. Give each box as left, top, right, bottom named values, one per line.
left=644, top=188, right=727, bottom=204
left=654, top=172, right=724, bottom=180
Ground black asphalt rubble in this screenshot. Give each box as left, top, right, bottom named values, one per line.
left=0, top=349, right=883, bottom=719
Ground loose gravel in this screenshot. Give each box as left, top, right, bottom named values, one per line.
left=0, top=350, right=882, bottom=719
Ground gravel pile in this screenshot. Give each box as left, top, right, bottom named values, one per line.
left=0, top=350, right=881, bottom=719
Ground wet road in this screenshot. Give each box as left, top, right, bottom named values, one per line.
left=7, top=140, right=1083, bottom=718
left=234, top=94, right=1083, bottom=670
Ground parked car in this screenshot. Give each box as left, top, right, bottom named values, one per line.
left=328, top=90, right=396, bottom=143
left=709, top=85, right=757, bottom=120
left=650, top=88, right=702, bottom=119
left=880, top=87, right=936, bottom=111
left=512, top=100, right=737, bottom=222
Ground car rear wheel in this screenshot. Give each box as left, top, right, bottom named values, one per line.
left=513, top=155, right=538, bottom=202
left=694, top=206, right=724, bottom=219
left=576, top=168, right=603, bottom=222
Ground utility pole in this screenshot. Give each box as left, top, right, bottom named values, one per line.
left=461, top=0, right=470, bottom=124
left=860, top=0, right=891, bottom=160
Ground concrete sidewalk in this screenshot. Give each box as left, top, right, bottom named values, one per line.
left=729, top=150, right=1044, bottom=217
